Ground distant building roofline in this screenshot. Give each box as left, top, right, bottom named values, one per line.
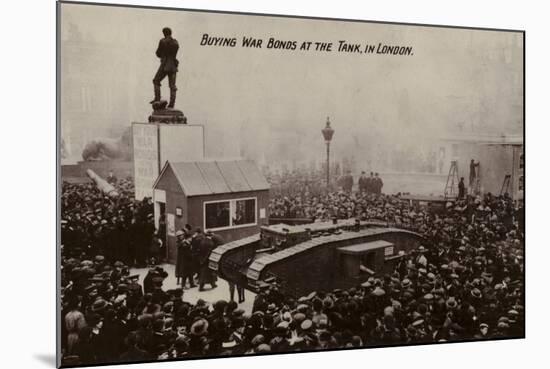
left=440, top=133, right=523, bottom=146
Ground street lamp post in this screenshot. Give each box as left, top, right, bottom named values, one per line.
left=321, top=117, right=335, bottom=189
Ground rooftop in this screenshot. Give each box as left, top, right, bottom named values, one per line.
left=155, top=159, right=270, bottom=196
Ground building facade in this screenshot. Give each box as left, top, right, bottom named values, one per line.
left=153, top=160, right=270, bottom=263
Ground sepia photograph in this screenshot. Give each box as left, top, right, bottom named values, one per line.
left=57, top=1, right=524, bottom=367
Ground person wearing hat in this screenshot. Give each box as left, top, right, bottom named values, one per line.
left=175, top=230, right=195, bottom=288
left=474, top=323, right=491, bottom=339
left=458, top=177, right=466, bottom=199
left=186, top=318, right=210, bottom=356
left=270, top=321, right=291, bottom=353
left=358, top=171, right=368, bottom=194
left=197, top=231, right=218, bottom=291
left=119, top=331, right=151, bottom=363
left=149, top=231, right=163, bottom=266
left=255, top=343, right=272, bottom=354
left=162, top=335, right=189, bottom=359
left=373, top=173, right=383, bottom=195
left=64, top=298, right=87, bottom=355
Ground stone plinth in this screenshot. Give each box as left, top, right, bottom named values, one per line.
left=132, top=122, right=205, bottom=200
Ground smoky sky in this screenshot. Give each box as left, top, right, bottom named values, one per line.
left=60, top=3, right=523, bottom=168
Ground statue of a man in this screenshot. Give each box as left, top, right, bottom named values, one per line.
left=151, top=27, right=179, bottom=108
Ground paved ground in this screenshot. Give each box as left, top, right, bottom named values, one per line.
left=130, top=263, right=256, bottom=313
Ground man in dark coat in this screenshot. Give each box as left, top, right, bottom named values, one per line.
left=176, top=230, right=195, bottom=288
left=358, top=171, right=368, bottom=193
left=374, top=173, right=383, bottom=195
left=340, top=170, right=354, bottom=192
left=367, top=172, right=375, bottom=194
left=119, top=332, right=151, bottom=363
left=458, top=177, right=466, bottom=199
left=191, top=228, right=203, bottom=282
left=106, top=170, right=118, bottom=185
left=198, top=231, right=218, bottom=291
left=151, top=27, right=180, bottom=108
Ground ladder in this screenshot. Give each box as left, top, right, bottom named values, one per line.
left=500, top=174, right=511, bottom=196
left=444, top=160, right=459, bottom=198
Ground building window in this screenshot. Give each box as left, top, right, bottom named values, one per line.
left=204, top=197, right=257, bottom=230
left=205, top=201, right=230, bottom=229
left=233, top=199, right=256, bottom=225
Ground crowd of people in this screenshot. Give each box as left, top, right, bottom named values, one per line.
left=61, top=178, right=159, bottom=267
left=268, top=170, right=386, bottom=219
left=60, top=171, right=524, bottom=366
left=174, top=227, right=221, bottom=291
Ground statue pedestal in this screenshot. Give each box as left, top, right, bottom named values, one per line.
left=148, top=100, right=187, bottom=124
left=132, top=121, right=205, bottom=200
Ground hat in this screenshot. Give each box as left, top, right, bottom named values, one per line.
left=256, top=344, right=271, bottom=353
left=196, top=298, right=209, bottom=307
left=91, top=298, right=108, bottom=313
left=251, top=334, right=265, bottom=346
left=266, top=303, right=278, bottom=315
left=471, top=288, right=482, bottom=299
left=372, top=287, right=386, bottom=297
left=190, top=318, right=209, bottom=336
left=293, top=312, right=306, bottom=324
left=446, top=297, right=458, bottom=309
left=306, top=291, right=317, bottom=300
left=232, top=308, right=245, bottom=317
left=322, top=297, right=334, bottom=309
left=276, top=321, right=289, bottom=329
left=497, top=321, right=510, bottom=330
left=222, top=340, right=237, bottom=348
left=401, top=279, right=412, bottom=288
left=300, top=319, right=313, bottom=330
left=213, top=300, right=228, bottom=311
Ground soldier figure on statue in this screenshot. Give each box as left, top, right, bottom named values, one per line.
left=151, top=27, right=179, bottom=108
